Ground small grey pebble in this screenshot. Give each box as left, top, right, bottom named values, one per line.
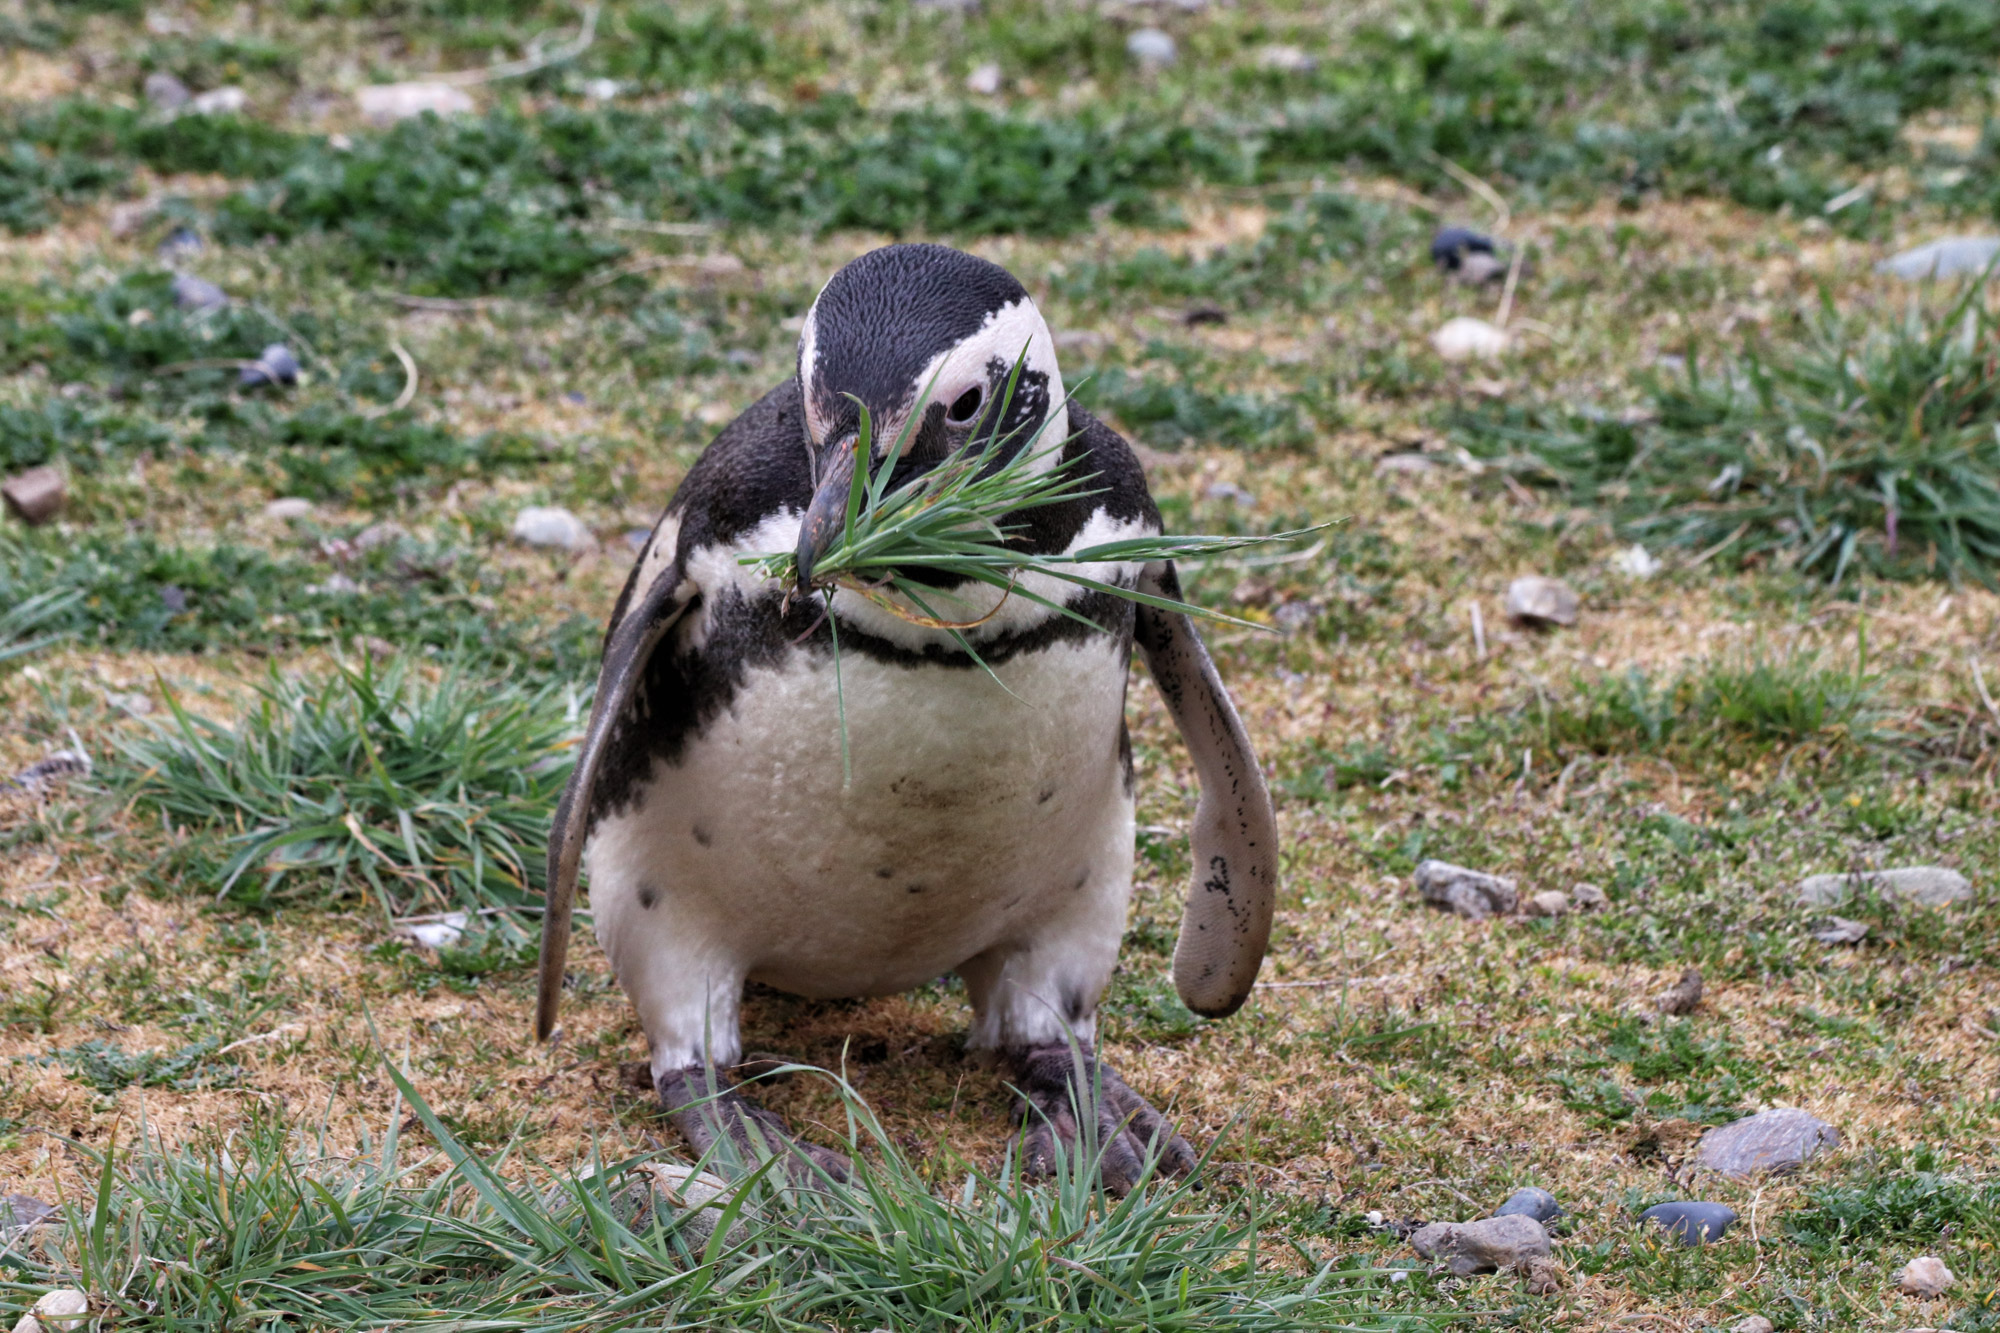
left=3, top=1194, right=57, bottom=1230
left=1639, top=1201, right=1737, bottom=1245
left=157, top=226, right=204, bottom=258
left=144, top=71, right=191, bottom=110
left=1126, top=27, right=1177, bottom=66
left=240, top=343, right=300, bottom=387
left=171, top=274, right=227, bottom=312
left=1493, top=1187, right=1562, bottom=1223
left=159, top=585, right=189, bottom=613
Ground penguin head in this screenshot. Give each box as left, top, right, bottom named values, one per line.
left=792, top=243, right=1067, bottom=589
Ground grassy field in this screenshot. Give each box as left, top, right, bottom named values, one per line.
left=3, top=0, right=1999, bottom=1328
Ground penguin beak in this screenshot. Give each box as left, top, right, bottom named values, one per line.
left=795, top=430, right=860, bottom=594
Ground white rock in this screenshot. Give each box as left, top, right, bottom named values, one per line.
left=512, top=506, right=596, bottom=552
left=1811, top=916, right=1870, bottom=945
left=1505, top=575, right=1580, bottom=627
left=354, top=520, right=410, bottom=550
left=263, top=497, right=314, bottom=521
left=634, top=1162, right=751, bottom=1248
left=143, top=71, right=191, bottom=110
left=1126, top=28, right=1177, bottom=67
left=1570, top=883, right=1610, bottom=911
left=13, top=1316, right=41, bottom=1333
left=1878, top=236, right=2000, bottom=281
left=1523, top=889, right=1570, bottom=918
left=1797, top=867, right=1972, bottom=908
left=355, top=82, right=475, bottom=125
left=29, top=1290, right=88, bottom=1330
left=1431, top=316, right=1510, bottom=361
left=187, top=87, right=247, bottom=115
left=1730, top=1318, right=1775, bottom=1333
left=399, top=912, right=469, bottom=951
left=1257, top=44, right=1316, bottom=72
left=1415, top=859, right=1519, bottom=920
left=1612, top=544, right=1662, bottom=578
left=964, top=61, right=1003, bottom=96
left=303, top=573, right=361, bottom=597
left=581, top=78, right=622, bottom=101
left=1896, top=1256, right=1955, bottom=1298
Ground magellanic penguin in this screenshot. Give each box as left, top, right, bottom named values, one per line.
left=538, top=243, right=1278, bottom=1190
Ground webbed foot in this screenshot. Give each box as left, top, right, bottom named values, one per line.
left=1006, top=1044, right=1196, bottom=1194
left=656, top=1065, right=850, bottom=1182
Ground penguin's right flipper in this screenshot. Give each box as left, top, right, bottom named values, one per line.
left=535, top=561, right=695, bottom=1042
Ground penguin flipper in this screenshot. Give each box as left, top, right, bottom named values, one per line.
left=535, top=566, right=694, bottom=1042
left=1134, top=559, right=1278, bottom=1018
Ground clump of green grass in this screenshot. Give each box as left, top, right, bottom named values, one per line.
left=1088, top=365, right=1313, bottom=453
left=1786, top=1146, right=2000, bottom=1248
left=1456, top=283, right=2000, bottom=584
left=0, top=588, right=78, bottom=671
left=114, top=658, right=578, bottom=921
left=0, top=1060, right=1411, bottom=1332
left=26, top=1037, right=243, bottom=1095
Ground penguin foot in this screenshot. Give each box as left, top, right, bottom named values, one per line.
left=656, top=1066, right=851, bottom=1182
left=1007, top=1044, right=1196, bottom=1194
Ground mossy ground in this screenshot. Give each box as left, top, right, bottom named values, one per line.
left=3, top=1, right=1999, bottom=1328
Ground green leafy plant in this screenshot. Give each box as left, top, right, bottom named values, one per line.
left=114, top=658, right=578, bottom=922
left=0, top=588, right=79, bottom=670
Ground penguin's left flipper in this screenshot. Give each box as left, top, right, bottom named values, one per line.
left=1133, top=559, right=1279, bottom=1019
left=658, top=1066, right=852, bottom=1183
left=1010, top=1044, right=1195, bottom=1195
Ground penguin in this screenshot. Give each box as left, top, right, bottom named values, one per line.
left=537, top=243, right=1278, bottom=1191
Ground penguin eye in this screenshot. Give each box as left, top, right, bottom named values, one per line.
left=945, top=386, right=985, bottom=426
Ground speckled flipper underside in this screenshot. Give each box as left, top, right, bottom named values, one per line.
left=1134, top=560, right=1279, bottom=1017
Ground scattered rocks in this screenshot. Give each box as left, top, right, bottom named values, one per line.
left=1731, top=1317, right=1775, bottom=1333
left=6, top=749, right=91, bottom=794
left=1, top=1194, right=55, bottom=1232
left=356, top=81, right=475, bottom=125
left=1505, top=575, right=1580, bottom=627
left=171, top=273, right=228, bottom=312
left=1612, top=544, right=1663, bottom=579
left=1797, top=866, right=1972, bottom=908
left=1431, top=315, right=1510, bottom=361
left=1811, top=916, right=1871, bottom=945
left=263, top=497, right=314, bottom=521
left=512, top=505, right=596, bottom=552
left=1410, top=1214, right=1551, bottom=1275
left=1415, top=859, right=1519, bottom=920
left=1878, top=236, right=2000, bottom=281
left=15, top=1289, right=90, bottom=1333
left=1896, top=1256, right=1955, bottom=1298
left=634, top=1161, right=752, bottom=1249
left=1517, top=1254, right=1566, bottom=1295
left=1696, top=1107, right=1839, bottom=1178
left=1570, top=883, right=1610, bottom=911
left=1126, top=27, right=1178, bottom=67
left=3, top=466, right=66, bottom=525
left=1256, top=43, right=1316, bottom=73
left=239, top=343, right=300, bottom=388
left=1639, top=1201, right=1737, bottom=1245
left=399, top=912, right=469, bottom=951
left=964, top=61, right=1003, bottom=95
left=1493, top=1187, right=1562, bottom=1224
left=188, top=86, right=247, bottom=116
left=143, top=71, right=191, bottom=110
left=1431, top=226, right=1505, bottom=284
left=1655, top=967, right=1703, bottom=1016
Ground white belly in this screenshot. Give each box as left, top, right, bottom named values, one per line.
left=588, top=633, right=1134, bottom=999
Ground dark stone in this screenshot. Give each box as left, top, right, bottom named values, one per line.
left=2, top=1193, right=56, bottom=1230
left=1494, top=1187, right=1562, bottom=1223
left=240, top=343, right=300, bottom=388
left=1640, top=1201, right=1736, bottom=1245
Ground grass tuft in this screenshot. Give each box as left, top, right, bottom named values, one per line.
left=1457, top=283, right=2000, bottom=584
left=113, top=657, right=578, bottom=922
